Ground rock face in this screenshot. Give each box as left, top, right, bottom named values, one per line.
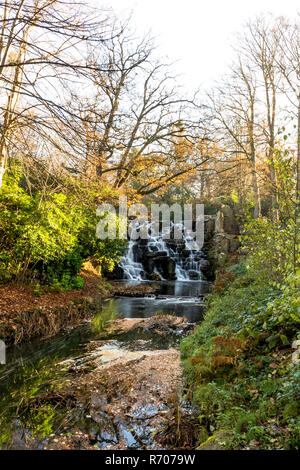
left=204, top=205, right=241, bottom=271
left=215, top=205, right=240, bottom=235
left=106, top=264, right=124, bottom=280
left=144, top=254, right=176, bottom=281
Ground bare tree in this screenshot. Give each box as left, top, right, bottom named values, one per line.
left=207, top=58, right=263, bottom=217
left=275, top=18, right=300, bottom=203
left=273, top=17, right=300, bottom=270
left=0, top=0, right=111, bottom=188
left=238, top=16, right=286, bottom=220
left=75, top=28, right=209, bottom=195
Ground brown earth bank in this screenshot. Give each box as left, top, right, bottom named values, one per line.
left=0, top=272, right=171, bottom=345
left=0, top=266, right=111, bottom=316
left=0, top=269, right=113, bottom=345
left=0, top=267, right=157, bottom=344
left=0, top=297, right=100, bottom=345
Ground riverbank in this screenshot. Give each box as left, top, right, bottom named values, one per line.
left=45, top=346, right=182, bottom=450
left=0, top=265, right=114, bottom=345
left=180, top=259, right=300, bottom=450
left=1, top=279, right=206, bottom=450
left=0, top=275, right=198, bottom=345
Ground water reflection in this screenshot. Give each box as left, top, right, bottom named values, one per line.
left=0, top=305, right=118, bottom=448
left=106, top=281, right=209, bottom=323
left=92, top=300, right=117, bottom=333
left=158, top=280, right=210, bottom=297
left=107, top=297, right=203, bottom=322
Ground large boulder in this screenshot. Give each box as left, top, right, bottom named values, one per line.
left=143, top=253, right=176, bottom=280
left=212, top=233, right=230, bottom=253
left=132, top=243, right=144, bottom=263
left=166, top=258, right=176, bottom=280
left=228, top=236, right=240, bottom=253
left=215, top=205, right=240, bottom=235
left=156, top=256, right=176, bottom=280
left=199, top=257, right=214, bottom=280
left=189, top=270, right=200, bottom=280
left=145, top=250, right=168, bottom=259
left=105, top=264, right=124, bottom=280
left=204, top=216, right=215, bottom=241
left=211, top=233, right=240, bottom=256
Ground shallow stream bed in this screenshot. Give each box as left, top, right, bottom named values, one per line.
left=0, top=281, right=208, bottom=450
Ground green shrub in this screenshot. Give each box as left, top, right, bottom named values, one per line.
left=283, top=402, right=300, bottom=421
left=0, top=167, right=126, bottom=290
left=34, top=283, right=42, bottom=297
left=235, top=412, right=257, bottom=435
left=228, top=260, right=248, bottom=278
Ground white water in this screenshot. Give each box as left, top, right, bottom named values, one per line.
left=119, top=240, right=144, bottom=281
left=120, top=222, right=205, bottom=281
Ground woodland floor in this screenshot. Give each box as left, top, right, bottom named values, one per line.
left=0, top=265, right=110, bottom=317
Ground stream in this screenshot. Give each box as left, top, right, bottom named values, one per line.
left=0, top=280, right=209, bottom=450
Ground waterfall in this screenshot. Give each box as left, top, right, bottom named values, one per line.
left=174, top=251, right=204, bottom=280
left=119, top=221, right=206, bottom=281
left=119, top=240, right=145, bottom=280
left=172, top=225, right=204, bottom=281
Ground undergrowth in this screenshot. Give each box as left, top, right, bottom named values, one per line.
left=180, top=259, right=300, bottom=449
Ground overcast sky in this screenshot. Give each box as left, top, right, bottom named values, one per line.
left=99, top=0, right=299, bottom=90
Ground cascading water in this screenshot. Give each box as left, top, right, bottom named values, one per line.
left=119, top=222, right=207, bottom=281
left=175, top=251, right=204, bottom=280
left=119, top=240, right=144, bottom=280
left=174, top=224, right=206, bottom=280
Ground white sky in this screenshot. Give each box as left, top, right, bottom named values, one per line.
left=99, top=0, right=299, bottom=91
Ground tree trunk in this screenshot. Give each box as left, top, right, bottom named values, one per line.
left=0, top=134, right=8, bottom=189
left=295, top=94, right=300, bottom=270
left=251, top=159, right=261, bottom=219
left=297, top=95, right=300, bottom=204
left=248, top=116, right=261, bottom=218
left=0, top=154, right=6, bottom=189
